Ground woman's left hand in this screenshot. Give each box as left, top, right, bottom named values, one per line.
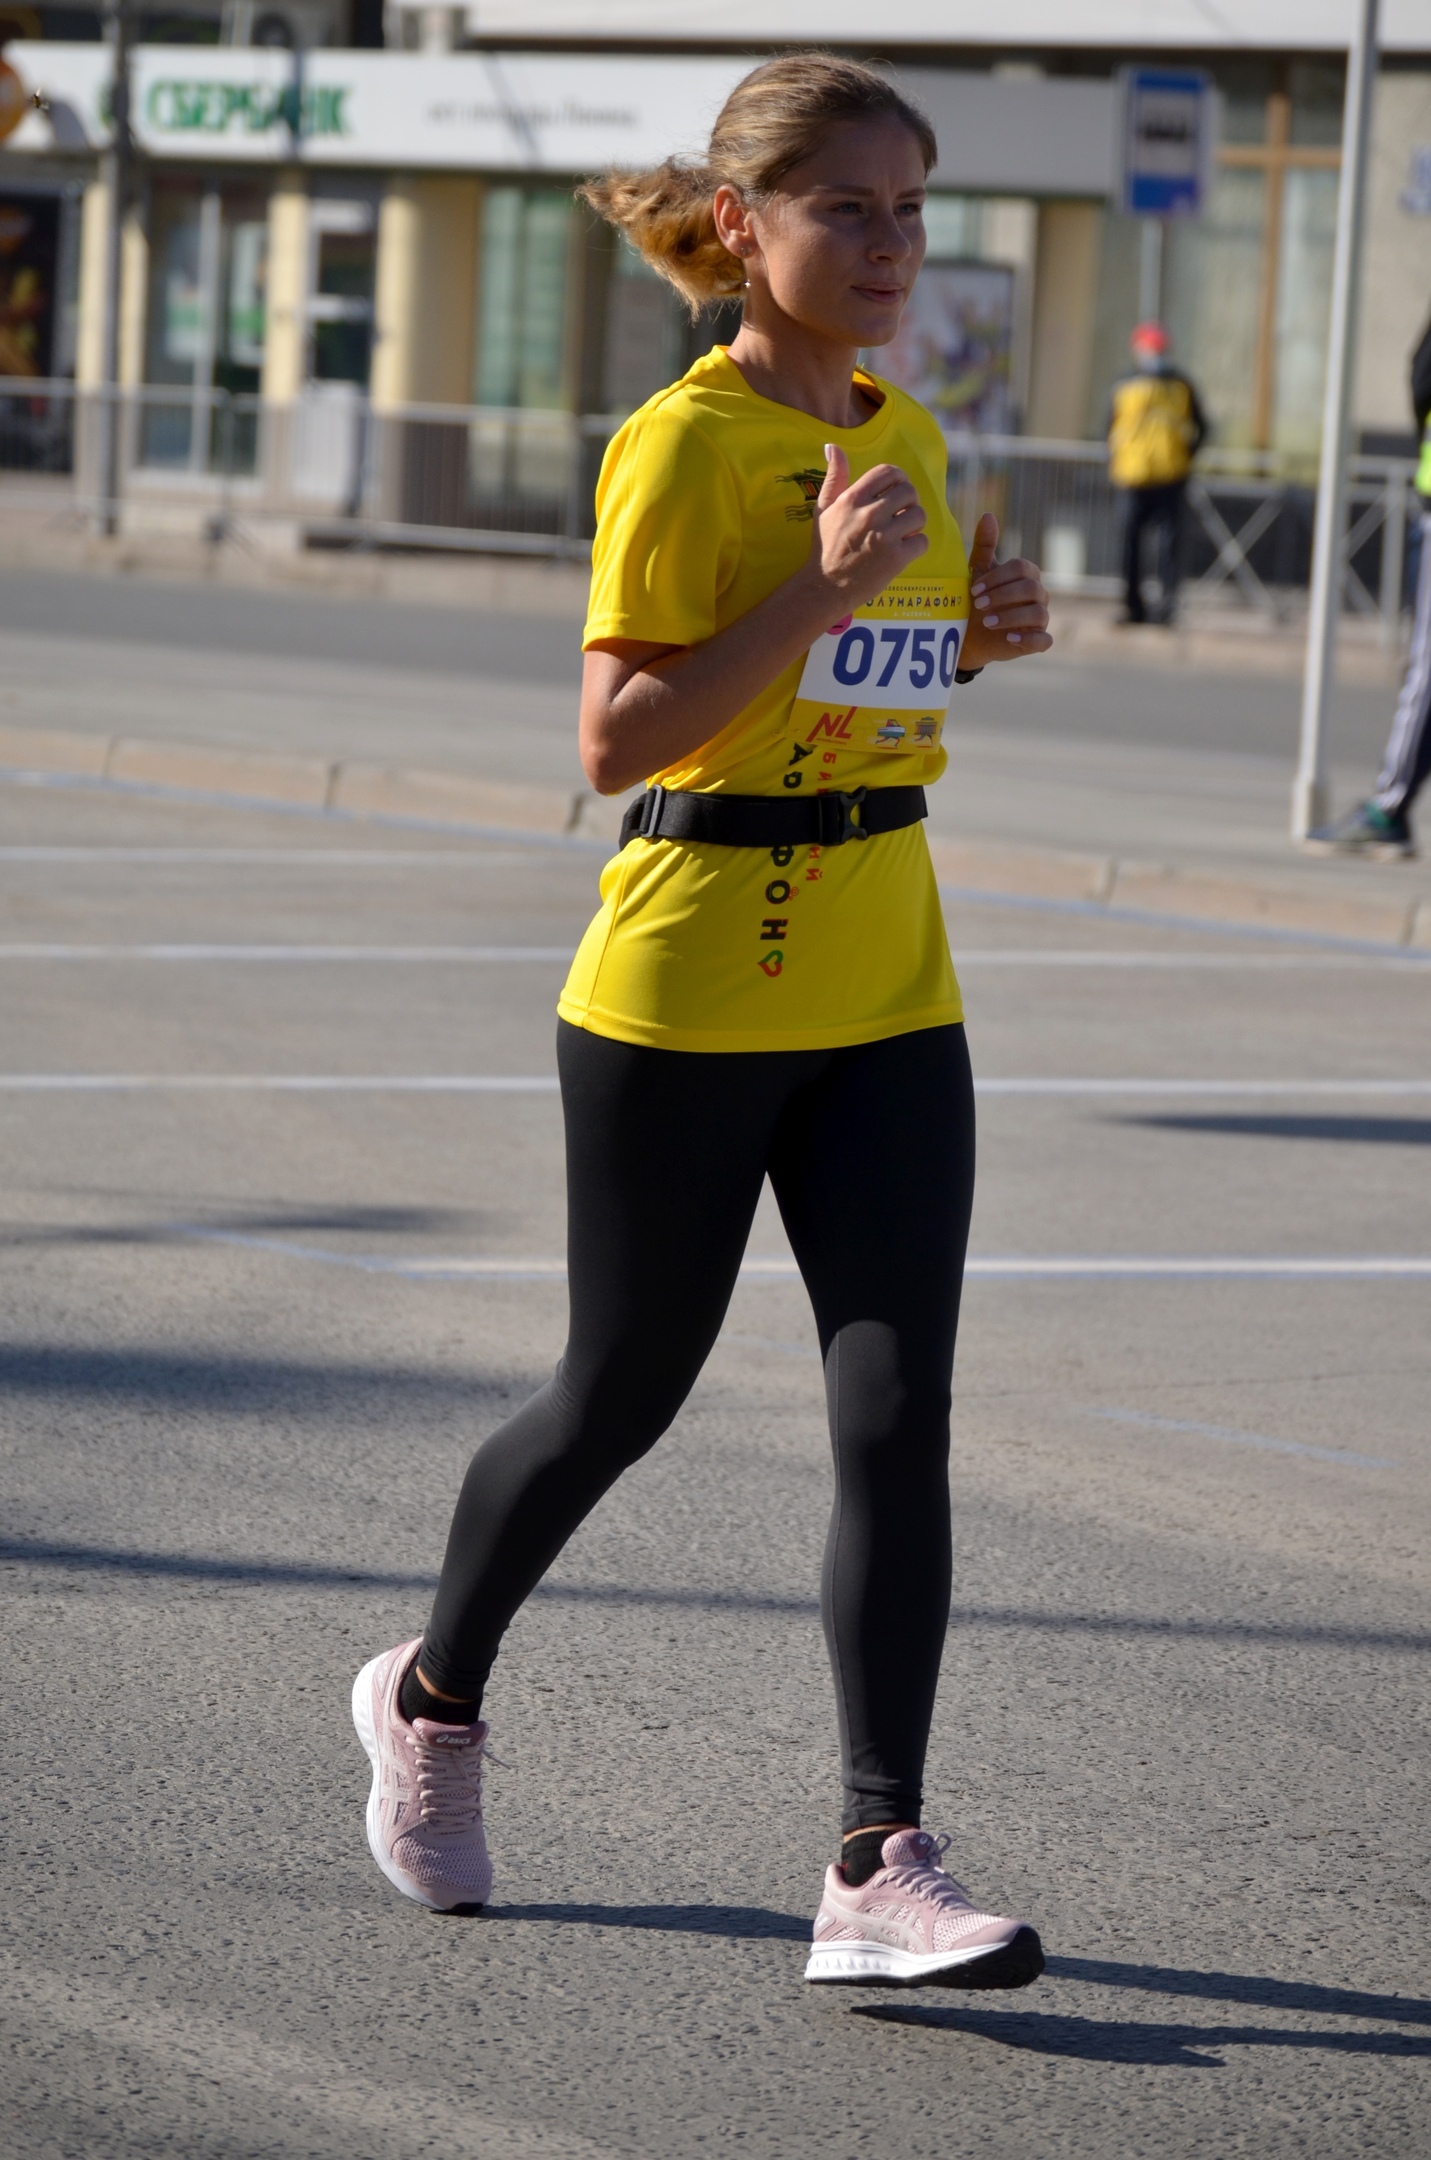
left=960, top=512, right=1052, bottom=668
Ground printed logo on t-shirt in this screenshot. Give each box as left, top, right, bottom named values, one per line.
left=788, top=576, right=969, bottom=755
left=777, top=469, right=826, bottom=522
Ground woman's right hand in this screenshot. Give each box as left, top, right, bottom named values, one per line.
left=804, top=442, right=929, bottom=605
left=580, top=450, right=931, bottom=794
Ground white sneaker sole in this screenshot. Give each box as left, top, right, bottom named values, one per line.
left=1304, top=838, right=1417, bottom=861
left=350, top=1655, right=447, bottom=1912
left=805, top=1925, right=1043, bottom=1989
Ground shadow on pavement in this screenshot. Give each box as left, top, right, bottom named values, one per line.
left=1047, top=1954, right=1431, bottom=2027
left=494, top=1902, right=808, bottom=1942
left=851, top=2002, right=1431, bottom=2065
left=0, top=1536, right=440, bottom=1592
left=0, top=1343, right=520, bottom=1417
left=0, top=1203, right=487, bottom=1244
left=2, top=1536, right=1429, bottom=1654
left=1123, top=1114, right=1431, bottom=1147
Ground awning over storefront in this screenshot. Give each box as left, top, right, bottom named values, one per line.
left=5, top=48, right=750, bottom=172
left=2, top=45, right=1122, bottom=196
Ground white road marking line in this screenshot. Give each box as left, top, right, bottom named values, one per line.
left=172, top=1229, right=1431, bottom=1282
left=0, top=944, right=573, bottom=962
left=0, top=1073, right=562, bottom=1091
left=0, top=846, right=512, bottom=863
left=181, top=1228, right=568, bottom=1275
left=951, top=949, right=1431, bottom=968
left=967, top=1256, right=1431, bottom=1276
left=1088, top=1406, right=1395, bottom=1470
left=0, top=943, right=1425, bottom=968
left=977, top=1078, right=1431, bottom=1097
left=1, top=1075, right=1427, bottom=1096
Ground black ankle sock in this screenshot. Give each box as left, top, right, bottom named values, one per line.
left=841, top=1829, right=899, bottom=1887
left=399, top=1660, right=482, bottom=1728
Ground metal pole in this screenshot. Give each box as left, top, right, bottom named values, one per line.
left=190, top=186, right=222, bottom=475
left=1292, top=0, right=1380, bottom=840
left=1138, top=218, right=1163, bottom=324
left=96, top=0, right=134, bottom=538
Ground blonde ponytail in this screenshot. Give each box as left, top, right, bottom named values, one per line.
left=580, top=161, right=743, bottom=314
left=578, top=55, right=936, bottom=317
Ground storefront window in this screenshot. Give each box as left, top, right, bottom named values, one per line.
left=1216, top=61, right=1276, bottom=145
left=143, top=177, right=267, bottom=468
left=309, top=203, right=376, bottom=386
left=1084, top=210, right=1140, bottom=435
left=921, top=195, right=985, bottom=259
left=474, top=186, right=573, bottom=409
left=146, top=182, right=204, bottom=396
left=601, top=236, right=686, bottom=413
left=1288, top=61, right=1345, bottom=147
left=225, top=219, right=267, bottom=383
left=1272, top=165, right=1337, bottom=460
left=0, top=194, right=61, bottom=381
left=1164, top=169, right=1267, bottom=451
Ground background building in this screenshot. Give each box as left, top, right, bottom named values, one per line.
left=0, top=3, right=1427, bottom=547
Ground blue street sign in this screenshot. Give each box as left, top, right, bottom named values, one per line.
left=1119, top=67, right=1216, bottom=219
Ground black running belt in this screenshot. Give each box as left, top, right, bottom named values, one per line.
left=619, top=783, right=928, bottom=851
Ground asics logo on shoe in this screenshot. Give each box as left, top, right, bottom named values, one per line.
left=429, top=1732, right=474, bottom=1747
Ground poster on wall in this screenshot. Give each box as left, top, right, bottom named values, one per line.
left=0, top=195, right=58, bottom=378
left=876, top=261, right=1015, bottom=435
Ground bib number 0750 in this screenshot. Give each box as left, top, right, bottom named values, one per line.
left=829, top=622, right=961, bottom=694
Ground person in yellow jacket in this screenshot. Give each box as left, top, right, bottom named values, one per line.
left=1107, top=321, right=1207, bottom=626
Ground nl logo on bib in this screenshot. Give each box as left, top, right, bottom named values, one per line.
left=789, top=577, right=969, bottom=757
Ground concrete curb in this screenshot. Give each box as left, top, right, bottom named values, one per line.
left=922, top=836, right=1431, bottom=948
left=2, top=721, right=1428, bottom=949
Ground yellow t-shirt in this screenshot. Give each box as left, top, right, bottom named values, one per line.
left=557, top=347, right=969, bottom=1053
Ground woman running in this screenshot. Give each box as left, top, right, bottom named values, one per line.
left=353, top=53, right=1053, bottom=1991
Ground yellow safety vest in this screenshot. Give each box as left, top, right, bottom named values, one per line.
left=1416, top=417, right=1431, bottom=498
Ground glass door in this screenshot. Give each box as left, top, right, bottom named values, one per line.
left=291, top=194, right=377, bottom=510
left=142, top=177, right=268, bottom=473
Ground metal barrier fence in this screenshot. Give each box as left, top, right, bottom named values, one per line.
left=944, top=434, right=1419, bottom=636
left=0, top=378, right=1419, bottom=631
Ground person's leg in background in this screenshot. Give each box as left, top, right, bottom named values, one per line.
left=1152, top=480, right=1187, bottom=625
left=1121, top=488, right=1149, bottom=622
left=1313, top=505, right=1431, bottom=853
left=767, top=1024, right=976, bottom=1842
left=1372, top=507, right=1431, bottom=830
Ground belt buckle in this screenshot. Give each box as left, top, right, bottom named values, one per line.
left=824, top=786, right=869, bottom=845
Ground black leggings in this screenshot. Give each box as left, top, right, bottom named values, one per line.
left=421, top=1019, right=976, bottom=1832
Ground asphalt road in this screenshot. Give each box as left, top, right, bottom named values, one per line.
left=0, top=561, right=1398, bottom=772
left=2, top=774, right=1429, bottom=2159
left=2, top=565, right=1420, bottom=915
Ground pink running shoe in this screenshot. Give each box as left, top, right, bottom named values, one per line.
left=805, top=1829, right=1043, bottom=1988
left=351, top=1638, right=494, bottom=1913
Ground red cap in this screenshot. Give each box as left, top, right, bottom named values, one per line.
left=1132, top=321, right=1169, bottom=354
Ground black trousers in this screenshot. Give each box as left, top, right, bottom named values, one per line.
left=421, top=1018, right=976, bottom=1833
left=1122, top=481, right=1186, bottom=622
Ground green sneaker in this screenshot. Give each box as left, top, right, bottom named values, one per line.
left=1307, top=802, right=1416, bottom=858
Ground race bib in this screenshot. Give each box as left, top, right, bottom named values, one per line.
left=788, top=578, right=969, bottom=755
